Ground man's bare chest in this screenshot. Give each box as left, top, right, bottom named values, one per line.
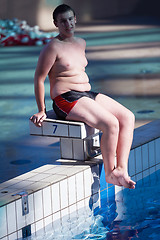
left=54, top=44, right=87, bottom=72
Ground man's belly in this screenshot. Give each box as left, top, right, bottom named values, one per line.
left=49, top=72, right=91, bottom=99
left=50, top=81, right=91, bottom=99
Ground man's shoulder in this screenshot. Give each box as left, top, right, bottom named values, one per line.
left=75, top=37, right=86, bottom=47
left=75, top=36, right=86, bottom=43
left=47, top=37, right=60, bottom=48
left=41, top=37, right=60, bottom=53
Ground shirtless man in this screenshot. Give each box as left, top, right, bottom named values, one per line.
left=30, top=4, right=136, bottom=189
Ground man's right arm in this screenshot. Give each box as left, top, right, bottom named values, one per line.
left=30, top=72, right=46, bottom=127
left=30, top=41, right=57, bottom=127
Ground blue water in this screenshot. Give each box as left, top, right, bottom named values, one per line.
left=29, top=168, right=160, bottom=240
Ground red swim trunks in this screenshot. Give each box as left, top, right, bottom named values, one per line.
left=53, top=90, right=99, bottom=120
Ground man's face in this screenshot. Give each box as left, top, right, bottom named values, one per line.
left=54, top=10, right=76, bottom=37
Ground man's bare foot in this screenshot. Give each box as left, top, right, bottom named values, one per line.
left=105, top=167, right=136, bottom=189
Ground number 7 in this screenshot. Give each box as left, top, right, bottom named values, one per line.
left=52, top=124, right=57, bottom=134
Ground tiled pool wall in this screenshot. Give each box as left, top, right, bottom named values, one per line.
left=129, top=137, right=160, bottom=182
left=1, top=124, right=160, bottom=239
left=0, top=164, right=101, bottom=240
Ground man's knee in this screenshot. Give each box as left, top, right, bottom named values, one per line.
left=123, top=110, right=135, bottom=128
left=101, top=117, right=119, bottom=136
left=130, top=111, right=135, bottom=125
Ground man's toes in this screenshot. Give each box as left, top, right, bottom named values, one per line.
left=118, top=177, right=132, bottom=189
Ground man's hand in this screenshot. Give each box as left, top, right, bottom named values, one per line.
left=30, top=111, right=47, bottom=127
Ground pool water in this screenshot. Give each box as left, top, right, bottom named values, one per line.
left=29, top=169, right=160, bottom=240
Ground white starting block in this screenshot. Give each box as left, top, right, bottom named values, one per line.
left=29, top=110, right=101, bottom=161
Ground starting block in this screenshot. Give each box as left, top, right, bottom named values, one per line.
left=29, top=110, right=101, bottom=161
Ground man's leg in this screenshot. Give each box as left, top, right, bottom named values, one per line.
left=95, top=94, right=135, bottom=188
left=66, top=96, right=135, bottom=189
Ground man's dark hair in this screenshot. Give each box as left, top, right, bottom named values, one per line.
left=53, top=4, right=75, bottom=22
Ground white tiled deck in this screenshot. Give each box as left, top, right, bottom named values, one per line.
left=0, top=162, right=100, bottom=240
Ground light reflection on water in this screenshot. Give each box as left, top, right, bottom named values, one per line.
left=28, top=169, right=160, bottom=240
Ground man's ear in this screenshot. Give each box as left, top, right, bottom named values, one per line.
left=54, top=20, right=58, bottom=27
left=74, top=16, right=77, bottom=24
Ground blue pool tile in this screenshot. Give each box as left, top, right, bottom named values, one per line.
left=155, top=138, right=160, bottom=165
left=107, top=185, right=115, bottom=199
left=128, top=149, right=136, bottom=176
left=148, top=141, right=156, bottom=168
left=142, top=143, right=149, bottom=171
left=99, top=163, right=107, bottom=191
left=135, top=147, right=142, bottom=174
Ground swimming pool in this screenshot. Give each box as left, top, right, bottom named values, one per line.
left=1, top=19, right=160, bottom=240
left=29, top=169, right=160, bottom=240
